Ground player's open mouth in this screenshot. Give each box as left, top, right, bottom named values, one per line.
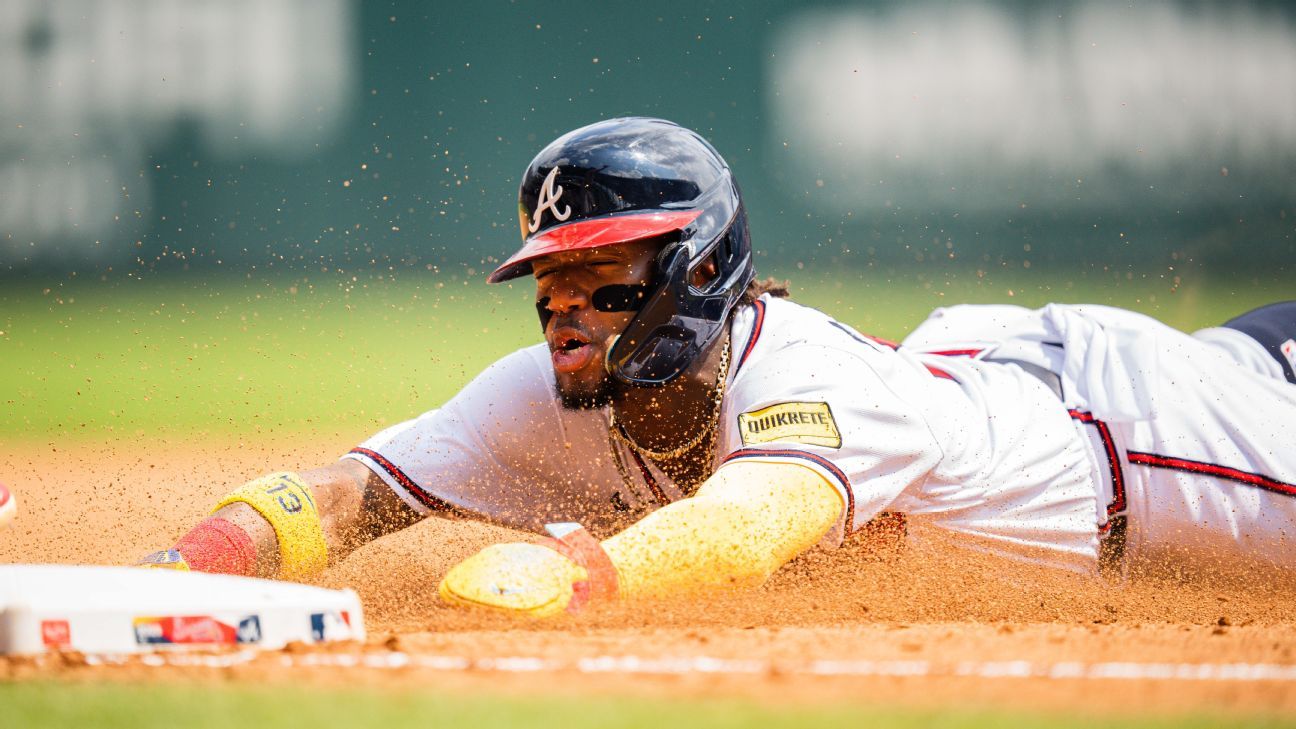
left=550, top=329, right=596, bottom=374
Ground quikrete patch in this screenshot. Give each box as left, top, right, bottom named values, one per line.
left=738, top=402, right=842, bottom=448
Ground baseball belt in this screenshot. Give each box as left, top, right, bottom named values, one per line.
left=986, top=356, right=1127, bottom=578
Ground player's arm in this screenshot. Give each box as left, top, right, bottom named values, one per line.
left=604, top=461, right=843, bottom=597
left=141, top=460, right=420, bottom=579
left=438, top=460, right=844, bottom=615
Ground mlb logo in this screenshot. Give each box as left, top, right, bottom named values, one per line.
left=309, top=611, right=354, bottom=642
left=1282, top=339, right=1296, bottom=373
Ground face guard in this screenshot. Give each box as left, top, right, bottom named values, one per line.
left=605, top=198, right=751, bottom=386
left=490, top=117, right=755, bottom=386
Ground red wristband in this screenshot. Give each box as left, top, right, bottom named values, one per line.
left=173, top=517, right=258, bottom=577
left=541, top=522, right=619, bottom=612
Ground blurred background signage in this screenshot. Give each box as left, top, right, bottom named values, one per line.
left=1, top=1, right=1291, bottom=275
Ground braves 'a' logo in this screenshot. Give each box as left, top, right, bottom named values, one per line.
left=528, top=167, right=572, bottom=233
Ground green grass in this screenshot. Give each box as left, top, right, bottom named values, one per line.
left=2, top=682, right=1293, bottom=729
left=0, top=266, right=1288, bottom=440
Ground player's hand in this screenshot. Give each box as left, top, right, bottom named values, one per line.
left=439, top=542, right=588, bottom=618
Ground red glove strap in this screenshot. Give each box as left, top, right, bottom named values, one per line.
left=174, top=517, right=258, bottom=576
left=541, top=523, right=619, bottom=612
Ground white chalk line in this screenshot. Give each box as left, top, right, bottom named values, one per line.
left=75, top=651, right=1296, bottom=682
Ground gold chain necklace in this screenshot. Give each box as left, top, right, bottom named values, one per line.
left=608, top=337, right=730, bottom=462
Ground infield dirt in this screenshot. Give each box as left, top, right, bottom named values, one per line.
left=2, top=437, right=1294, bottom=715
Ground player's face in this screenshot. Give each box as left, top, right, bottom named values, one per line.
left=533, top=240, right=659, bottom=409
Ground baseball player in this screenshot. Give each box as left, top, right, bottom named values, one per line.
left=143, top=118, right=1296, bottom=616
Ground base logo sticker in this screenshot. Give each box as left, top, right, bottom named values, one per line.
left=41, top=620, right=71, bottom=648
left=738, top=401, right=842, bottom=448
left=309, top=610, right=355, bottom=642
left=133, top=615, right=262, bottom=645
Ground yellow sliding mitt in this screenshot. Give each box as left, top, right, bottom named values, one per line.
left=439, top=523, right=619, bottom=618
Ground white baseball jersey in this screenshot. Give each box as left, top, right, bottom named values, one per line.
left=344, top=295, right=1102, bottom=574
left=904, top=303, right=1296, bottom=578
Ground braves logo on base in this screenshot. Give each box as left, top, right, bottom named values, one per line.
left=133, top=614, right=262, bottom=645
left=0, top=482, right=16, bottom=529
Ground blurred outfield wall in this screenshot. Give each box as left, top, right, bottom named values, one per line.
left=0, top=0, right=1292, bottom=279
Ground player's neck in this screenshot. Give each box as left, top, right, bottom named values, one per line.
left=612, top=332, right=730, bottom=453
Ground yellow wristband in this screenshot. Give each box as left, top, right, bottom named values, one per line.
left=215, top=472, right=328, bottom=579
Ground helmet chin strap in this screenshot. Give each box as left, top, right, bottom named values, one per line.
left=603, top=335, right=620, bottom=374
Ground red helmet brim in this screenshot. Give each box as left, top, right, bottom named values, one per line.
left=487, top=210, right=703, bottom=283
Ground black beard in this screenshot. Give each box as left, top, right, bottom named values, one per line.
left=556, top=374, right=620, bottom=410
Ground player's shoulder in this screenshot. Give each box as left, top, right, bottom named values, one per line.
left=732, top=294, right=836, bottom=349
left=725, top=295, right=922, bottom=401
left=730, top=294, right=896, bottom=370
left=448, top=343, right=556, bottom=410
left=477, top=342, right=553, bottom=381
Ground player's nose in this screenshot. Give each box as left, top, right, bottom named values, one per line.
left=542, top=282, right=589, bottom=313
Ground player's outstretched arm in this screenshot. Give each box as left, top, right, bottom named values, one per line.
left=438, top=461, right=844, bottom=616
left=139, top=460, right=421, bottom=579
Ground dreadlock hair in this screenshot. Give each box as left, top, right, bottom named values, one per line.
left=739, top=275, right=791, bottom=306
